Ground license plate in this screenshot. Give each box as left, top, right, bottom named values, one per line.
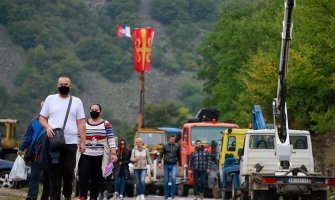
left=286, top=178, right=311, bottom=184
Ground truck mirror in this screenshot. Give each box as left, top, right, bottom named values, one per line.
left=211, top=141, right=217, bottom=153
left=211, top=140, right=218, bottom=162
left=238, top=148, right=244, bottom=157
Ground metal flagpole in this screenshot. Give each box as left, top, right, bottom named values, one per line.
left=138, top=71, right=145, bottom=130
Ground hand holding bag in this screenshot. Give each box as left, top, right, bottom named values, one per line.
left=9, top=156, right=27, bottom=181
left=49, top=96, right=72, bottom=150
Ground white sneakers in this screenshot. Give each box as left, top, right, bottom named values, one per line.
left=114, top=192, right=119, bottom=199
left=135, top=194, right=145, bottom=200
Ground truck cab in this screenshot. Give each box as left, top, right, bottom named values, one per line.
left=135, top=128, right=166, bottom=154
left=180, top=120, right=239, bottom=196
left=238, top=129, right=331, bottom=199
left=240, top=129, right=314, bottom=176
left=209, top=128, right=248, bottom=198
left=131, top=128, right=188, bottom=195
left=0, top=118, right=18, bottom=161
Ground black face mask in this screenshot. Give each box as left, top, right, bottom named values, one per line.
left=58, top=86, right=70, bottom=95
left=90, top=111, right=100, bottom=119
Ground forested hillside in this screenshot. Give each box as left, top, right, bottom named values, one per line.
left=198, top=0, right=335, bottom=134
left=1, top=0, right=334, bottom=147
left=0, top=0, right=220, bottom=139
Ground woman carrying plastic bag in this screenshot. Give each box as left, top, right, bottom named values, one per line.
left=9, top=155, right=27, bottom=181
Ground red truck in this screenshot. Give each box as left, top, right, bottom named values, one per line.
left=178, top=109, right=239, bottom=197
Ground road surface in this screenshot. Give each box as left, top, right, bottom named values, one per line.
left=101, top=196, right=214, bottom=200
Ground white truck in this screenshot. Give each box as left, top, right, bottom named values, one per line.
left=236, top=129, right=334, bottom=200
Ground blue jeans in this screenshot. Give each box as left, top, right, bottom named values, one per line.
left=193, top=170, right=206, bottom=196
left=134, top=169, right=147, bottom=195
left=114, top=175, right=126, bottom=196
left=164, top=164, right=177, bottom=199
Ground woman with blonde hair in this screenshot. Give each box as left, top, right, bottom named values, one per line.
left=130, top=138, right=152, bottom=200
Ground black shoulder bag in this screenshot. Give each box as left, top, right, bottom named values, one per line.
left=49, top=96, right=73, bottom=150
left=24, top=127, right=44, bottom=162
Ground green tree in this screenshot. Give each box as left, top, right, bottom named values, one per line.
left=198, top=0, right=335, bottom=132
left=144, top=102, right=190, bottom=128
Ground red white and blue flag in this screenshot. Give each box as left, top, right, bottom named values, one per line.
left=117, top=25, right=131, bottom=38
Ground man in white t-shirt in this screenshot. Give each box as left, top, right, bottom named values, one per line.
left=40, top=76, right=86, bottom=200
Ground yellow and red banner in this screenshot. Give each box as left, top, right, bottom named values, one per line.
left=132, top=27, right=154, bottom=73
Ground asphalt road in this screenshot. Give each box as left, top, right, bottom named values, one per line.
left=101, top=196, right=214, bottom=200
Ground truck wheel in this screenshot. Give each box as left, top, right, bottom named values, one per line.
left=253, top=190, right=268, bottom=200
left=212, top=181, right=221, bottom=199
left=204, top=187, right=213, bottom=198
left=240, top=191, right=249, bottom=200
left=222, top=189, right=232, bottom=200
left=177, top=184, right=189, bottom=197
left=156, top=188, right=164, bottom=196
left=301, top=194, right=309, bottom=200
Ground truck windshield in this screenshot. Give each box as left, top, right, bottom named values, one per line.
left=290, top=136, right=308, bottom=149
left=249, top=135, right=275, bottom=149
left=138, top=132, right=166, bottom=148
left=190, top=126, right=227, bottom=146
left=249, top=135, right=308, bottom=149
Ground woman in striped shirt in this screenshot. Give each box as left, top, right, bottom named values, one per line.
left=78, top=104, right=117, bottom=200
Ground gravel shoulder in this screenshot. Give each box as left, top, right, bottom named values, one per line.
left=0, top=188, right=27, bottom=200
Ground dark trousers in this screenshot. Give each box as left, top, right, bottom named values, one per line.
left=27, top=157, right=50, bottom=200
left=193, top=169, right=206, bottom=196
left=78, top=154, right=103, bottom=199
left=49, top=144, right=77, bottom=200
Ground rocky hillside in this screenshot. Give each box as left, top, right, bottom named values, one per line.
left=0, top=0, right=200, bottom=131
left=0, top=25, right=26, bottom=94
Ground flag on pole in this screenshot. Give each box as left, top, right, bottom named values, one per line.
left=132, top=27, right=155, bottom=73
left=117, top=25, right=131, bottom=38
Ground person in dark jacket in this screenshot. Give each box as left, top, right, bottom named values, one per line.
left=113, top=139, right=131, bottom=200
left=189, top=140, right=211, bottom=200
left=157, top=135, right=181, bottom=200
left=18, top=101, right=50, bottom=200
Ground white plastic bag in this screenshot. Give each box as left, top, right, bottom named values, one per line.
left=9, top=156, right=27, bottom=181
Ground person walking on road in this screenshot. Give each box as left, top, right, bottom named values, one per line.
left=131, top=138, right=152, bottom=200
left=78, top=104, right=117, bottom=200
left=157, top=135, right=182, bottom=200
left=39, top=76, right=86, bottom=200
left=113, top=139, right=131, bottom=200
left=18, top=101, right=50, bottom=200
left=189, top=140, right=211, bottom=200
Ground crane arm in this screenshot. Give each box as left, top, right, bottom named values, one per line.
left=273, top=0, right=295, bottom=169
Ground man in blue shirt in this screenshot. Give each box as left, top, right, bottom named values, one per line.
left=18, top=101, right=50, bottom=200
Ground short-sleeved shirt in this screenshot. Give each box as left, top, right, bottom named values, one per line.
left=40, top=94, right=85, bottom=144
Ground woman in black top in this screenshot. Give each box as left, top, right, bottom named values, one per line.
left=113, top=139, right=131, bottom=199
